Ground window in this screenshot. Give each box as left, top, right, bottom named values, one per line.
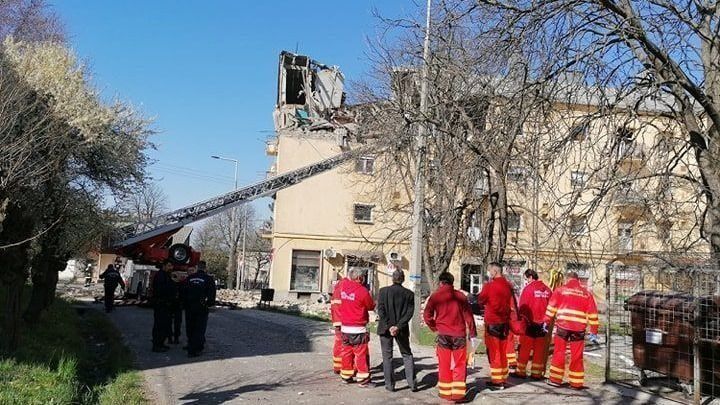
left=570, top=215, right=587, bottom=235
left=569, top=121, right=589, bottom=141
left=353, top=204, right=374, bottom=223
left=507, top=211, right=522, bottom=231
left=616, top=126, right=635, bottom=157
left=503, top=260, right=526, bottom=292
left=290, top=250, right=321, bottom=291
left=507, top=166, right=527, bottom=183
left=570, top=171, right=587, bottom=188
left=355, top=156, right=375, bottom=174
left=618, top=222, right=633, bottom=253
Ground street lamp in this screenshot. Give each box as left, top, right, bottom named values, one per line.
left=211, top=155, right=245, bottom=290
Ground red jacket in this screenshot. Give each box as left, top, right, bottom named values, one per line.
left=477, top=276, right=514, bottom=325
left=338, top=279, right=375, bottom=327
left=518, top=279, right=552, bottom=324
left=423, top=284, right=477, bottom=338
left=330, top=278, right=346, bottom=327
left=544, top=279, right=599, bottom=334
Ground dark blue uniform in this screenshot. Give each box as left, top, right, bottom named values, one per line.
left=181, top=271, right=216, bottom=357
left=152, top=269, right=177, bottom=351
left=169, top=278, right=183, bottom=344
left=99, top=265, right=125, bottom=312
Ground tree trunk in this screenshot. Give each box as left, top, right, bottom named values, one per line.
left=1, top=277, right=24, bottom=354
left=0, top=201, right=34, bottom=353
left=225, top=249, right=237, bottom=289
left=23, top=256, right=61, bottom=325
left=695, top=126, right=720, bottom=266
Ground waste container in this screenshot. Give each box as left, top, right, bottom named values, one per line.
left=625, top=290, right=719, bottom=396
left=260, top=288, right=275, bottom=307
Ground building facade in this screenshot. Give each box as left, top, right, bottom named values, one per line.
left=267, top=52, right=708, bottom=305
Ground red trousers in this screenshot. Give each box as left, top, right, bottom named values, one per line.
left=485, top=331, right=509, bottom=384
left=506, top=332, right=518, bottom=368
left=437, top=346, right=467, bottom=401
left=549, top=335, right=585, bottom=388
left=517, top=335, right=546, bottom=378
left=332, top=327, right=342, bottom=372
left=340, top=333, right=370, bottom=383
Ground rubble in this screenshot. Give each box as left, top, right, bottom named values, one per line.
left=56, top=283, right=104, bottom=300
left=273, top=51, right=357, bottom=136
left=215, top=289, right=331, bottom=318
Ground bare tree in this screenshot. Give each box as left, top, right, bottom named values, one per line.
left=193, top=205, right=256, bottom=288
left=474, top=0, right=720, bottom=263
left=352, top=1, right=549, bottom=289
left=117, top=182, right=169, bottom=223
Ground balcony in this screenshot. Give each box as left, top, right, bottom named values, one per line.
left=266, top=163, right=277, bottom=178
left=617, top=140, right=647, bottom=172
left=266, top=138, right=278, bottom=156
left=613, top=185, right=647, bottom=219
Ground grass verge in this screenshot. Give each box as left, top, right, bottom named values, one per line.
left=0, top=287, right=147, bottom=404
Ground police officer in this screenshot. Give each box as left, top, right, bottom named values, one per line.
left=99, top=263, right=125, bottom=313
left=181, top=260, right=216, bottom=358
left=151, top=262, right=176, bottom=353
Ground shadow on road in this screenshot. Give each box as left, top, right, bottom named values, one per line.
left=179, top=382, right=283, bottom=405
left=106, top=305, right=329, bottom=371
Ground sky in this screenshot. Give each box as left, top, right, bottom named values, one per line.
left=51, top=0, right=415, bottom=218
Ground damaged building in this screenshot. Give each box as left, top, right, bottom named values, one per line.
left=266, top=51, right=411, bottom=302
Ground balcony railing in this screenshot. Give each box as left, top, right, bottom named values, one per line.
left=266, top=138, right=278, bottom=156
left=617, top=142, right=646, bottom=161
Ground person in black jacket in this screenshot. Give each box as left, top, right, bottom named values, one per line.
left=377, top=268, right=416, bottom=392
left=99, top=263, right=125, bottom=313
left=181, top=260, right=216, bottom=357
left=151, top=262, right=176, bottom=352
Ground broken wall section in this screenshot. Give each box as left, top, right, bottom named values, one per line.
left=273, top=51, right=357, bottom=140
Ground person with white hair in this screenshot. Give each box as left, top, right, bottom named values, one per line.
left=338, top=267, right=376, bottom=387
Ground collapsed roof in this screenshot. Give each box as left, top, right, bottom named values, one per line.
left=273, top=51, right=357, bottom=134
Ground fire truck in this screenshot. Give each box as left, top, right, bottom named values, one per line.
left=106, top=149, right=360, bottom=296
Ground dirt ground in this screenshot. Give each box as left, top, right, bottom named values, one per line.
left=96, top=303, right=681, bottom=405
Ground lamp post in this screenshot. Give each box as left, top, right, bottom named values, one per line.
left=211, top=155, right=242, bottom=289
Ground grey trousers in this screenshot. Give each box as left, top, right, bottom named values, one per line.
left=379, top=333, right=416, bottom=389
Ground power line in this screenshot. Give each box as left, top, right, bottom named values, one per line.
left=154, top=163, right=235, bottom=181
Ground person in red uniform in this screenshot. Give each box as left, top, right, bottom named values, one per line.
left=543, top=271, right=599, bottom=389
left=516, top=269, right=552, bottom=379
left=477, top=262, right=514, bottom=390
left=338, top=267, right=375, bottom=387
left=423, top=272, right=477, bottom=401
left=330, top=273, right=346, bottom=374
left=506, top=331, right=518, bottom=373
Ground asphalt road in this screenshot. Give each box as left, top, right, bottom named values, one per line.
left=102, top=304, right=682, bottom=405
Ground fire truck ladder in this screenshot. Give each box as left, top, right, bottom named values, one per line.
left=113, top=149, right=359, bottom=248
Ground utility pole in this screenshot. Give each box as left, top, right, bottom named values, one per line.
left=211, top=155, right=240, bottom=289
left=240, top=209, right=247, bottom=289
left=409, top=0, right=432, bottom=343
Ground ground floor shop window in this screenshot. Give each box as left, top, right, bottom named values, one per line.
left=290, top=250, right=321, bottom=291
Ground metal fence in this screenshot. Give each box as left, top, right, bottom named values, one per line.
left=605, top=254, right=720, bottom=404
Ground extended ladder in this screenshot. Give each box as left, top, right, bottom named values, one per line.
left=113, top=149, right=359, bottom=248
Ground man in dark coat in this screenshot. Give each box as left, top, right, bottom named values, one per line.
left=168, top=274, right=183, bottom=345
left=99, top=263, right=125, bottom=313
left=376, top=268, right=416, bottom=392
left=181, top=260, right=216, bottom=357
left=151, top=262, right=176, bottom=352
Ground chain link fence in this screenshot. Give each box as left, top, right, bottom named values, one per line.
left=605, top=254, right=720, bottom=404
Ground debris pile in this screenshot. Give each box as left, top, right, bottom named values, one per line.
left=215, top=288, right=331, bottom=318
left=56, top=283, right=104, bottom=300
